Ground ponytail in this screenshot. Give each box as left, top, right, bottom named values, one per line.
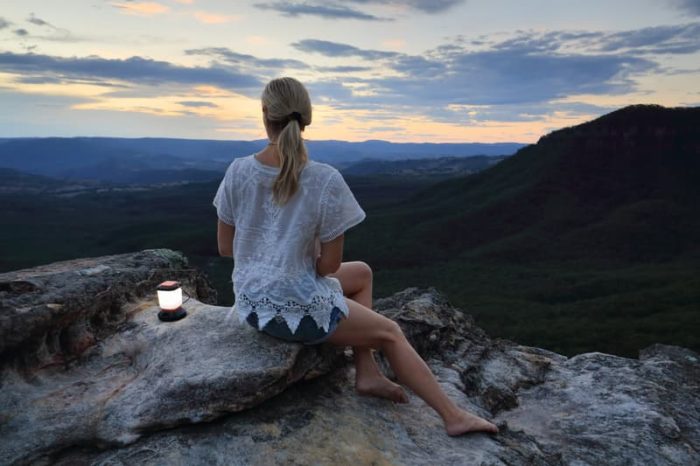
left=261, top=77, right=312, bottom=206
left=273, top=116, right=307, bottom=206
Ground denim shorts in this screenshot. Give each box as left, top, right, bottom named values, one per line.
left=245, top=306, right=345, bottom=345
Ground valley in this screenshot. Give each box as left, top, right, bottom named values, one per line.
left=1, top=105, right=698, bottom=357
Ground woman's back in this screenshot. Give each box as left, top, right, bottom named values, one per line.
left=213, top=152, right=366, bottom=335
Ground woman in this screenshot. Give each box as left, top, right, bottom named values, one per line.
left=213, top=77, right=499, bottom=436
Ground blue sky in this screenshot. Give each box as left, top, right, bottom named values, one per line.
left=1, top=0, right=699, bottom=142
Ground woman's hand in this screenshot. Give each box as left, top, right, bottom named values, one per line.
left=314, top=236, right=322, bottom=260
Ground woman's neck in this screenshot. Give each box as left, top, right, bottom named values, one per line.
left=256, top=144, right=281, bottom=167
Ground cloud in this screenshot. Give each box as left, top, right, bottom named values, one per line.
left=315, top=65, right=373, bottom=73
left=391, top=54, right=447, bottom=77
left=193, top=11, right=239, bottom=24
left=185, top=47, right=309, bottom=73
left=15, top=74, right=129, bottom=87
left=296, top=30, right=659, bottom=112
left=0, top=51, right=261, bottom=92
left=14, top=75, right=65, bottom=85
left=669, top=0, right=700, bottom=16
left=438, top=101, right=618, bottom=124
left=295, top=33, right=658, bottom=106
left=179, top=100, right=218, bottom=108
left=384, top=51, right=653, bottom=106
left=110, top=2, right=170, bottom=16
left=292, top=39, right=398, bottom=59
left=254, top=0, right=464, bottom=20
left=382, top=38, right=406, bottom=50
left=14, top=28, right=29, bottom=37
left=598, top=22, right=700, bottom=54
left=482, top=23, right=700, bottom=56
left=0, top=17, right=10, bottom=30
left=26, top=13, right=53, bottom=27
left=19, top=13, right=79, bottom=42
left=346, top=0, right=464, bottom=13
left=254, top=2, right=388, bottom=21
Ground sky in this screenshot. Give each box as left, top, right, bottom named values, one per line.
left=1, top=0, right=699, bottom=143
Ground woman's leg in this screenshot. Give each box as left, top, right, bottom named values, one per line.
left=325, top=292, right=499, bottom=435
left=328, top=262, right=408, bottom=403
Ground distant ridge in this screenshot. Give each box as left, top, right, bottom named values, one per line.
left=340, top=155, right=509, bottom=178
left=363, top=104, right=700, bottom=266
left=0, top=136, right=525, bottom=183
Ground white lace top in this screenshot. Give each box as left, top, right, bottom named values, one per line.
left=212, top=152, right=366, bottom=334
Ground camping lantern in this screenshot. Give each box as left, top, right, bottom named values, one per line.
left=156, top=280, right=188, bottom=322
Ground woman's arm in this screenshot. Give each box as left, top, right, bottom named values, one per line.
left=315, top=234, right=344, bottom=276
left=217, top=219, right=235, bottom=257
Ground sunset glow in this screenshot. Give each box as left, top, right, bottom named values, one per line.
left=1, top=0, right=699, bottom=142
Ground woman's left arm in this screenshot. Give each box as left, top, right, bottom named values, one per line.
left=217, top=219, right=235, bottom=257
left=315, top=234, right=343, bottom=276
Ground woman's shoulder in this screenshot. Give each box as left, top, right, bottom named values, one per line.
left=227, top=154, right=256, bottom=176
left=233, top=153, right=253, bottom=167
left=305, top=159, right=340, bottom=180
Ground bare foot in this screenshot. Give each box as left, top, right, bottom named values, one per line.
left=355, top=375, right=410, bottom=404
left=444, top=409, right=499, bottom=436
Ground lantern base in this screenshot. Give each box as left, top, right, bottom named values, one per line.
left=158, top=307, right=187, bottom=322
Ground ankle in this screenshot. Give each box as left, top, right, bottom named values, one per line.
left=355, top=370, right=386, bottom=386
left=353, top=361, right=384, bottom=381
left=439, top=405, right=465, bottom=424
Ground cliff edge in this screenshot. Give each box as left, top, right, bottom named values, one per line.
left=0, top=249, right=698, bottom=465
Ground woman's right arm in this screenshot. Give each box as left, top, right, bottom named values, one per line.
left=217, top=219, right=235, bottom=257
left=315, top=234, right=344, bottom=276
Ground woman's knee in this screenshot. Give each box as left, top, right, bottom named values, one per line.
left=355, top=261, right=372, bottom=282
left=328, top=299, right=403, bottom=348
left=377, top=317, right=404, bottom=346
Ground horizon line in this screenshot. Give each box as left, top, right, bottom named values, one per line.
left=0, top=135, right=529, bottom=145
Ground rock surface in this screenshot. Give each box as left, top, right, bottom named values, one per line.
left=0, top=248, right=217, bottom=368
left=0, top=250, right=343, bottom=465
left=1, top=250, right=699, bottom=465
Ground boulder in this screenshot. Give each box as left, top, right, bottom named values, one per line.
left=0, top=248, right=217, bottom=368
left=0, top=250, right=343, bottom=465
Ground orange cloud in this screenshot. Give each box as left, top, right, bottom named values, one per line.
left=111, top=2, right=169, bottom=16
left=299, top=104, right=590, bottom=143
left=381, top=39, right=405, bottom=50
left=0, top=70, right=612, bottom=143
left=193, top=11, right=239, bottom=24
left=246, top=35, right=268, bottom=46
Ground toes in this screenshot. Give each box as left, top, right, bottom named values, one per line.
left=445, top=413, right=500, bottom=436
left=390, top=385, right=409, bottom=403
left=481, top=420, right=499, bottom=434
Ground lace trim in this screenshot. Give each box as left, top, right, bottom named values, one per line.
left=225, top=289, right=348, bottom=334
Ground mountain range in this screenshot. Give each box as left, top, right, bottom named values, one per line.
left=0, top=137, right=523, bottom=185
left=340, top=155, right=509, bottom=177
left=1, top=103, right=697, bottom=357
left=356, top=104, right=700, bottom=267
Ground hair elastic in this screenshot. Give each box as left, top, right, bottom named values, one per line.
left=289, top=111, right=302, bottom=124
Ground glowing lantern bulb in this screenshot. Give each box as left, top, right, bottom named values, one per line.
left=156, top=280, right=188, bottom=322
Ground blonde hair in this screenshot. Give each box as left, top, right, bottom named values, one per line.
left=261, top=77, right=312, bottom=206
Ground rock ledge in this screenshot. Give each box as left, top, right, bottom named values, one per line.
left=1, top=250, right=698, bottom=466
